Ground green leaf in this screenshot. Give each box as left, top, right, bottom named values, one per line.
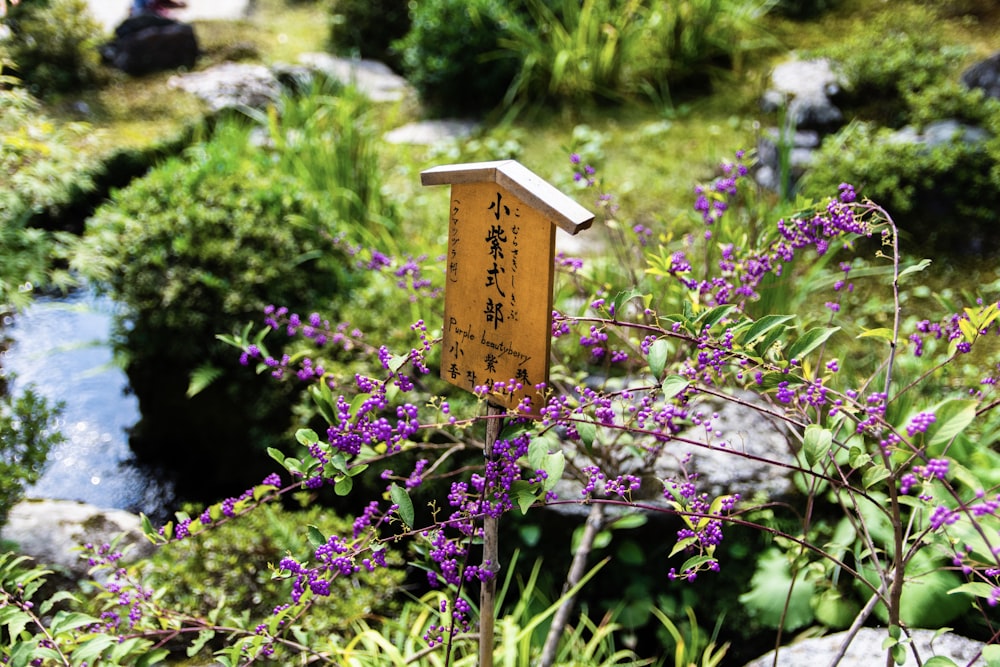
left=253, top=483, right=276, bottom=500
left=927, top=399, right=977, bottom=450
left=9, top=641, right=44, bottom=667
left=616, top=540, right=646, bottom=566
left=110, top=637, right=148, bottom=661
left=576, top=420, right=597, bottom=451
left=813, top=589, right=860, bottom=629
left=310, top=383, right=338, bottom=425
left=528, top=436, right=549, bottom=472
left=390, top=483, right=414, bottom=529
left=923, top=658, right=959, bottom=667
left=48, top=611, right=98, bottom=636
left=388, top=354, right=408, bottom=373
left=661, top=375, right=688, bottom=399
left=611, top=288, right=644, bottom=318
left=510, top=480, right=538, bottom=515
left=848, top=446, right=872, bottom=469
left=648, top=338, right=669, bottom=379
left=349, top=392, right=373, bottom=420
left=187, top=629, right=216, bottom=658
left=295, top=429, right=319, bottom=446
left=140, top=513, right=157, bottom=540
left=679, top=554, right=715, bottom=573
left=738, top=549, right=815, bottom=630
left=267, top=447, right=286, bottom=466
left=983, top=645, right=1000, bottom=667
left=136, top=648, right=171, bottom=667
left=738, top=314, right=794, bottom=349
left=609, top=513, right=647, bottom=530
left=542, top=451, right=565, bottom=491
left=71, top=635, right=117, bottom=662
left=592, top=530, right=612, bottom=550
left=695, top=304, right=736, bottom=331
left=898, top=258, right=932, bottom=281
left=803, top=425, right=833, bottom=467
left=499, top=421, right=532, bottom=441
left=947, top=582, right=994, bottom=598
left=862, top=464, right=891, bottom=489
left=334, top=475, right=353, bottom=496
left=669, top=536, right=698, bottom=558
left=2, top=610, right=32, bottom=642
left=186, top=364, right=223, bottom=398
left=786, top=326, right=840, bottom=362
left=307, top=525, right=326, bottom=547
left=39, top=590, right=79, bottom=616
left=858, top=327, right=894, bottom=341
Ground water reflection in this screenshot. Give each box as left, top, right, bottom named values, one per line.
left=0, top=286, right=174, bottom=519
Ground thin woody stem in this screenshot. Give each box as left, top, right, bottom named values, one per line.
left=479, top=402, right=504, bottom=667
left=538, top=502, right=606, bottom=667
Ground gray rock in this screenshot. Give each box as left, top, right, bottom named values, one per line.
left=763, top=59, right=845, bottom=130
left=550, top=391, right=795, bottom=515
left=887, top=119, right=990, bottom=149
left=384, top=119, right=480, bottom=145
left=296, top=53, right=411, bottom=103
left=649, top=391, right=796, bottom=501
left=1, top=498, right=154, bottom=578
left=961, top=51, right=1000, bottom=100
left=168, top=62, right=279, bottom=111
left=744, top=628, right=986, bottom=667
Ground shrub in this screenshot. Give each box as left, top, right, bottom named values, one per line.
left=0, top=64, right=85, bottom=311
left=801, top=114, right=1000, bottom=255
left=393, top=0, right=520, bottom=115
left=326, top=0, right=411, bottom=71
left=73, top=118, right=361, bottom=497
left=0, top=387, right=62, bottom=527
left=0, top=0, right=105, bottom=97
left=820, top=5, right=968, bottom=120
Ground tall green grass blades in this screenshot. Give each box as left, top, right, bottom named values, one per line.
left=502, top=0, right=645, bottom=106
left=266, top=81, right=396, bottom=240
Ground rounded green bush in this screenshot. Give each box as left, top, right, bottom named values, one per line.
left=802, top=120, right=1000, bottom=255
left=327, top=0, right=411, bottom=71
left=0, top=0, right=106, bottom=97
left=77, top=121, right=359, bottom=497
left=820, top=5, right=967, bottom=116
left=393, top=0, right=520, bottom=115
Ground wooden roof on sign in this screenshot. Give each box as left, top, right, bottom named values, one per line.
left=420, top=160, right=595, bottom=236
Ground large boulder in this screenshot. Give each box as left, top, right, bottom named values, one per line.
left=100, top=15, right=198, bottom=76
left=762, top=58, right=845, bottom=131
left=0, top=498, right=154, bottom=579
left=744, top=628, right=986, bottom=667
left=168, top=62, right=280, bottom=111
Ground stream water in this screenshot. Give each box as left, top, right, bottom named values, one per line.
left=1, top=285, right=174, bottom=518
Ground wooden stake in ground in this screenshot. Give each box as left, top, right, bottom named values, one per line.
left=422, top=161, right=593, bottom=664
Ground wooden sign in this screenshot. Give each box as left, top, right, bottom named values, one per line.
left=421, top=160, right=594, bottom=413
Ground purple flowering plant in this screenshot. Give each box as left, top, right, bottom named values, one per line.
left=5, top=150, right=1000, bottom=667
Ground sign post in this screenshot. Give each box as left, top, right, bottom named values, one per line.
left=421, top=160, right=593, bottom=665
